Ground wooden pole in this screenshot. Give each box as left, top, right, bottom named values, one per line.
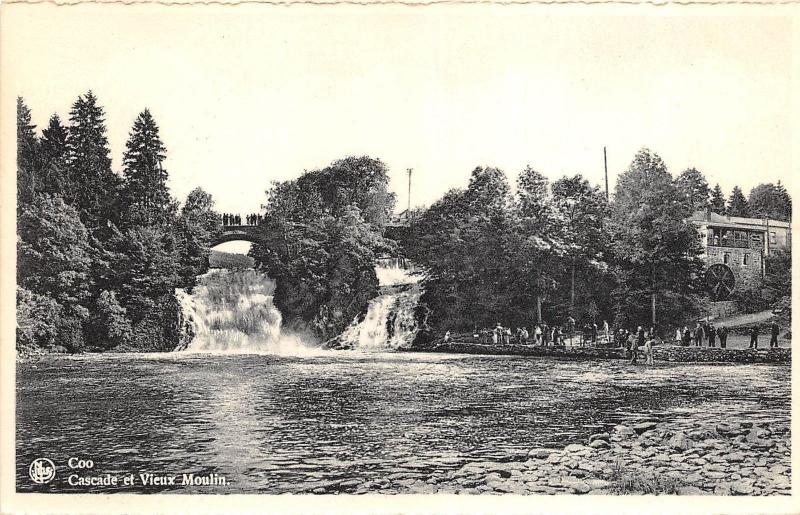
left=407, top=168, right=412, bottom=214
left=603, top=147, right=609, bottom=200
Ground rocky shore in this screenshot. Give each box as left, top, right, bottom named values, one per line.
left=321, top=418, right=790, bottom=495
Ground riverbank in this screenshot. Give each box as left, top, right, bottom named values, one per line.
left=422, top=342, right=791, bottom=364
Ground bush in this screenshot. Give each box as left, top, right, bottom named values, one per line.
left=734, top=285, right=771, bottom=314
left=16, top=287, right=62, bottom=352
left=85, top=290, right=132, bottom=351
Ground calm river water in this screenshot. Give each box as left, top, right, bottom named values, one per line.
left=16, top=351, right=790, bottom=493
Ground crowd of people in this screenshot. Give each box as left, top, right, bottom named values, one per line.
left=441, top=318, right=784, bottom=365
left=222, top=213, right=262, bottom=226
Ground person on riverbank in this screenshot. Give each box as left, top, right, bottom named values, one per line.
left=718, top=325, right=728, bottom=348
left=603, top=320, right=609, bottom=343
left=770, top=321, right=780, bottom=348
left=644, top=337, right=654, bottom=366
left=504, top=327, right=512, bottom=345
left=681, top=326, right=691, bottom=347
left=707, top=324, right=716, bottom=347
left=534, top=325, right=542, bottom=345
left=492, top=325, right=500, bottom=345
left=591, top=323, right=598, bottom=345
left=749, top=325, right=759, bottom=349
left=542, top=323, right=550, bottom=345
left=693, top=323, right=704, bottom=347
left=444, top=330, right=451, bottom=343
left=636, top=326, right=645, bottom=349
left=629, top=332, right=639, bottom=364
left=521, top=326, right=529, bottom=344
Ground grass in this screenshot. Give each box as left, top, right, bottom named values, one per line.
left=606, top=458, right=685, bottom=495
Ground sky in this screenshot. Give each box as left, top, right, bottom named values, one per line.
left=3, top=5, right=796, bottom=218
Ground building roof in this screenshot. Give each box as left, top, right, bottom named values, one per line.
left=689, top=210, right=791, bottom=230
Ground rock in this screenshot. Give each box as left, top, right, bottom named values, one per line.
left=633, top=422, right=658, bottom=434
left=677, top=486, right=705, bottom=495
left=589, top=439, right=610, bottom=449
left=312, top=487, right=326, bottom=494
left=683, top=473, right=703, bottom=484
left=614, top=425, right=635, bottom=436
left=546, top=453, right=562, bottom=464
left=588, top=432, right=610, bottom=443
left=716, top=423, right=738, bottom=435
left=564, top=443, right=587, bottom=453
left=703, top=463, right=725, bottom=472
left=667, top=432, right=693, bottom=451
left=724, top=452, right=746, bottom=463
left=730, top=481, right=754, bottom=495
left=704, top=471, right=727, bottom=480
left=585, top=479, right=611, bottom=490
left=561, top=477, right=591, bottom=494
left=714, top=483, right=732, bottom=495
left=768, top=464, right=788, bottom=475
left=527, top=448, right=552, bottom=459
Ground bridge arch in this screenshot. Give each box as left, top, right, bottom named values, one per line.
left=212, top=225, right=262, bottom=247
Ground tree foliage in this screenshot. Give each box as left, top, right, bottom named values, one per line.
left=675, top=167, right=709, bottom=212
left=727, top=186, right=749, bottom=217
left=748, top=182, right=792, bottom=221
left=709, top=184, right=726, bottom=215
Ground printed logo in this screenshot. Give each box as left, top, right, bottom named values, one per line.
left=29, top=458, right=56, bottom=484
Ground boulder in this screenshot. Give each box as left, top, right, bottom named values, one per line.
left=561, top=477, right=591, bottom=494
left=633, top=422, right=658, bottom=434
left=589, top=439, right=610, bottom=449
left=676, top=486, right=706, bottom=495
left=527, top=448, right=552, bottom=459
left=588, top=432, right=610, bottom=443
left=730, top=481, right=754, bottom=495
left=667, top=432, right=693, bottom=451
left=724, top=452, right=746, bottom=463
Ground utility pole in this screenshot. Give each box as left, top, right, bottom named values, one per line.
left=603, top=147, right=609, bottom=201
left=407, top=168, right=413, bottom=214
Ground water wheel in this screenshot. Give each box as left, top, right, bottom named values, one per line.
left=705, top=263, right=735, bottom=300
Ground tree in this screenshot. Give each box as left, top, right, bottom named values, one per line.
left=85, top=290, right=132, bottom=351
left=39, top=114, right=71, bottom=196
left=66, top=91, right=120, bottom=226
left=709, top=184, right=726, bottom=215
left=17, top=194, right=93, bottom=310
left=16, top=287, right=63, bottom=352
left=121, top=109, right=176, bottom=227
left=176, top=188, right=222, bottom=288
left=552, top=174, right=610, bottom=318
left=675, top=167, right=709, bottom=212
left=611, top=148, right=705, bottom=329
left=17, top=97, right=38, bottom=209
left=727, top=186, right=749, bottom=217
left=748, top=182, right=792, bottom=221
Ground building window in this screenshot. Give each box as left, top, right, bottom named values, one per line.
left=743, top=253, right=750, bottom=266
left=723, top=253, right=730, bottom=265
left=770, top=231, right=777, bottom=244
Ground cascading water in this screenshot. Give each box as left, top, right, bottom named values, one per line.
left=336, top=258, right=423, bottom=350
left=176, top=268, right=318, bottom=355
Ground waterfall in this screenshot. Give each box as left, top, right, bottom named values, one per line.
left=176, top=269, right=318, bottom=355
left=336, top=258, right=423, bottom=350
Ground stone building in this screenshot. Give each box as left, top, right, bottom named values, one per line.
left=689, top=209, right=791, bottom=298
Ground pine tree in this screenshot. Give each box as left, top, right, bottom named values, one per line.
left=727, top=186, right=749, bottom=217
left=709, top=183, right=726, bottom=215
left=176, top=188, right=222, bottom=288
left=66, top=91, right=120, bottom=227
left=121, top=109, right=175, bottom=227
left=39, top=114, right=70, bottom=196
left=17, top=97, right=39, bottom=209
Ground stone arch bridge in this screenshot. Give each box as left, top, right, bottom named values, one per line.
left=212, top=220, right=410, bottom=247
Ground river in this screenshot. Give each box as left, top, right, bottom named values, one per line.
left=16, top=351, right=789, bottom=493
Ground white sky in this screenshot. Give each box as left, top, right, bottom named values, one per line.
left=3, top=5, right=796, bottom=217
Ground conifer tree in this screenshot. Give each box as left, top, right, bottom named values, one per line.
left=66, top=91, right=120, bottom=226
left=17, top=97, right=38, bottom=209
left=40, top=114, right=70, bottom=196
left=709, top=183, right=726, bottom=215
left=727, top=186, right=749, bottom=217
left=121, top=109, right=175, bottom=227
left=748, top=182, right=792, bottom=221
